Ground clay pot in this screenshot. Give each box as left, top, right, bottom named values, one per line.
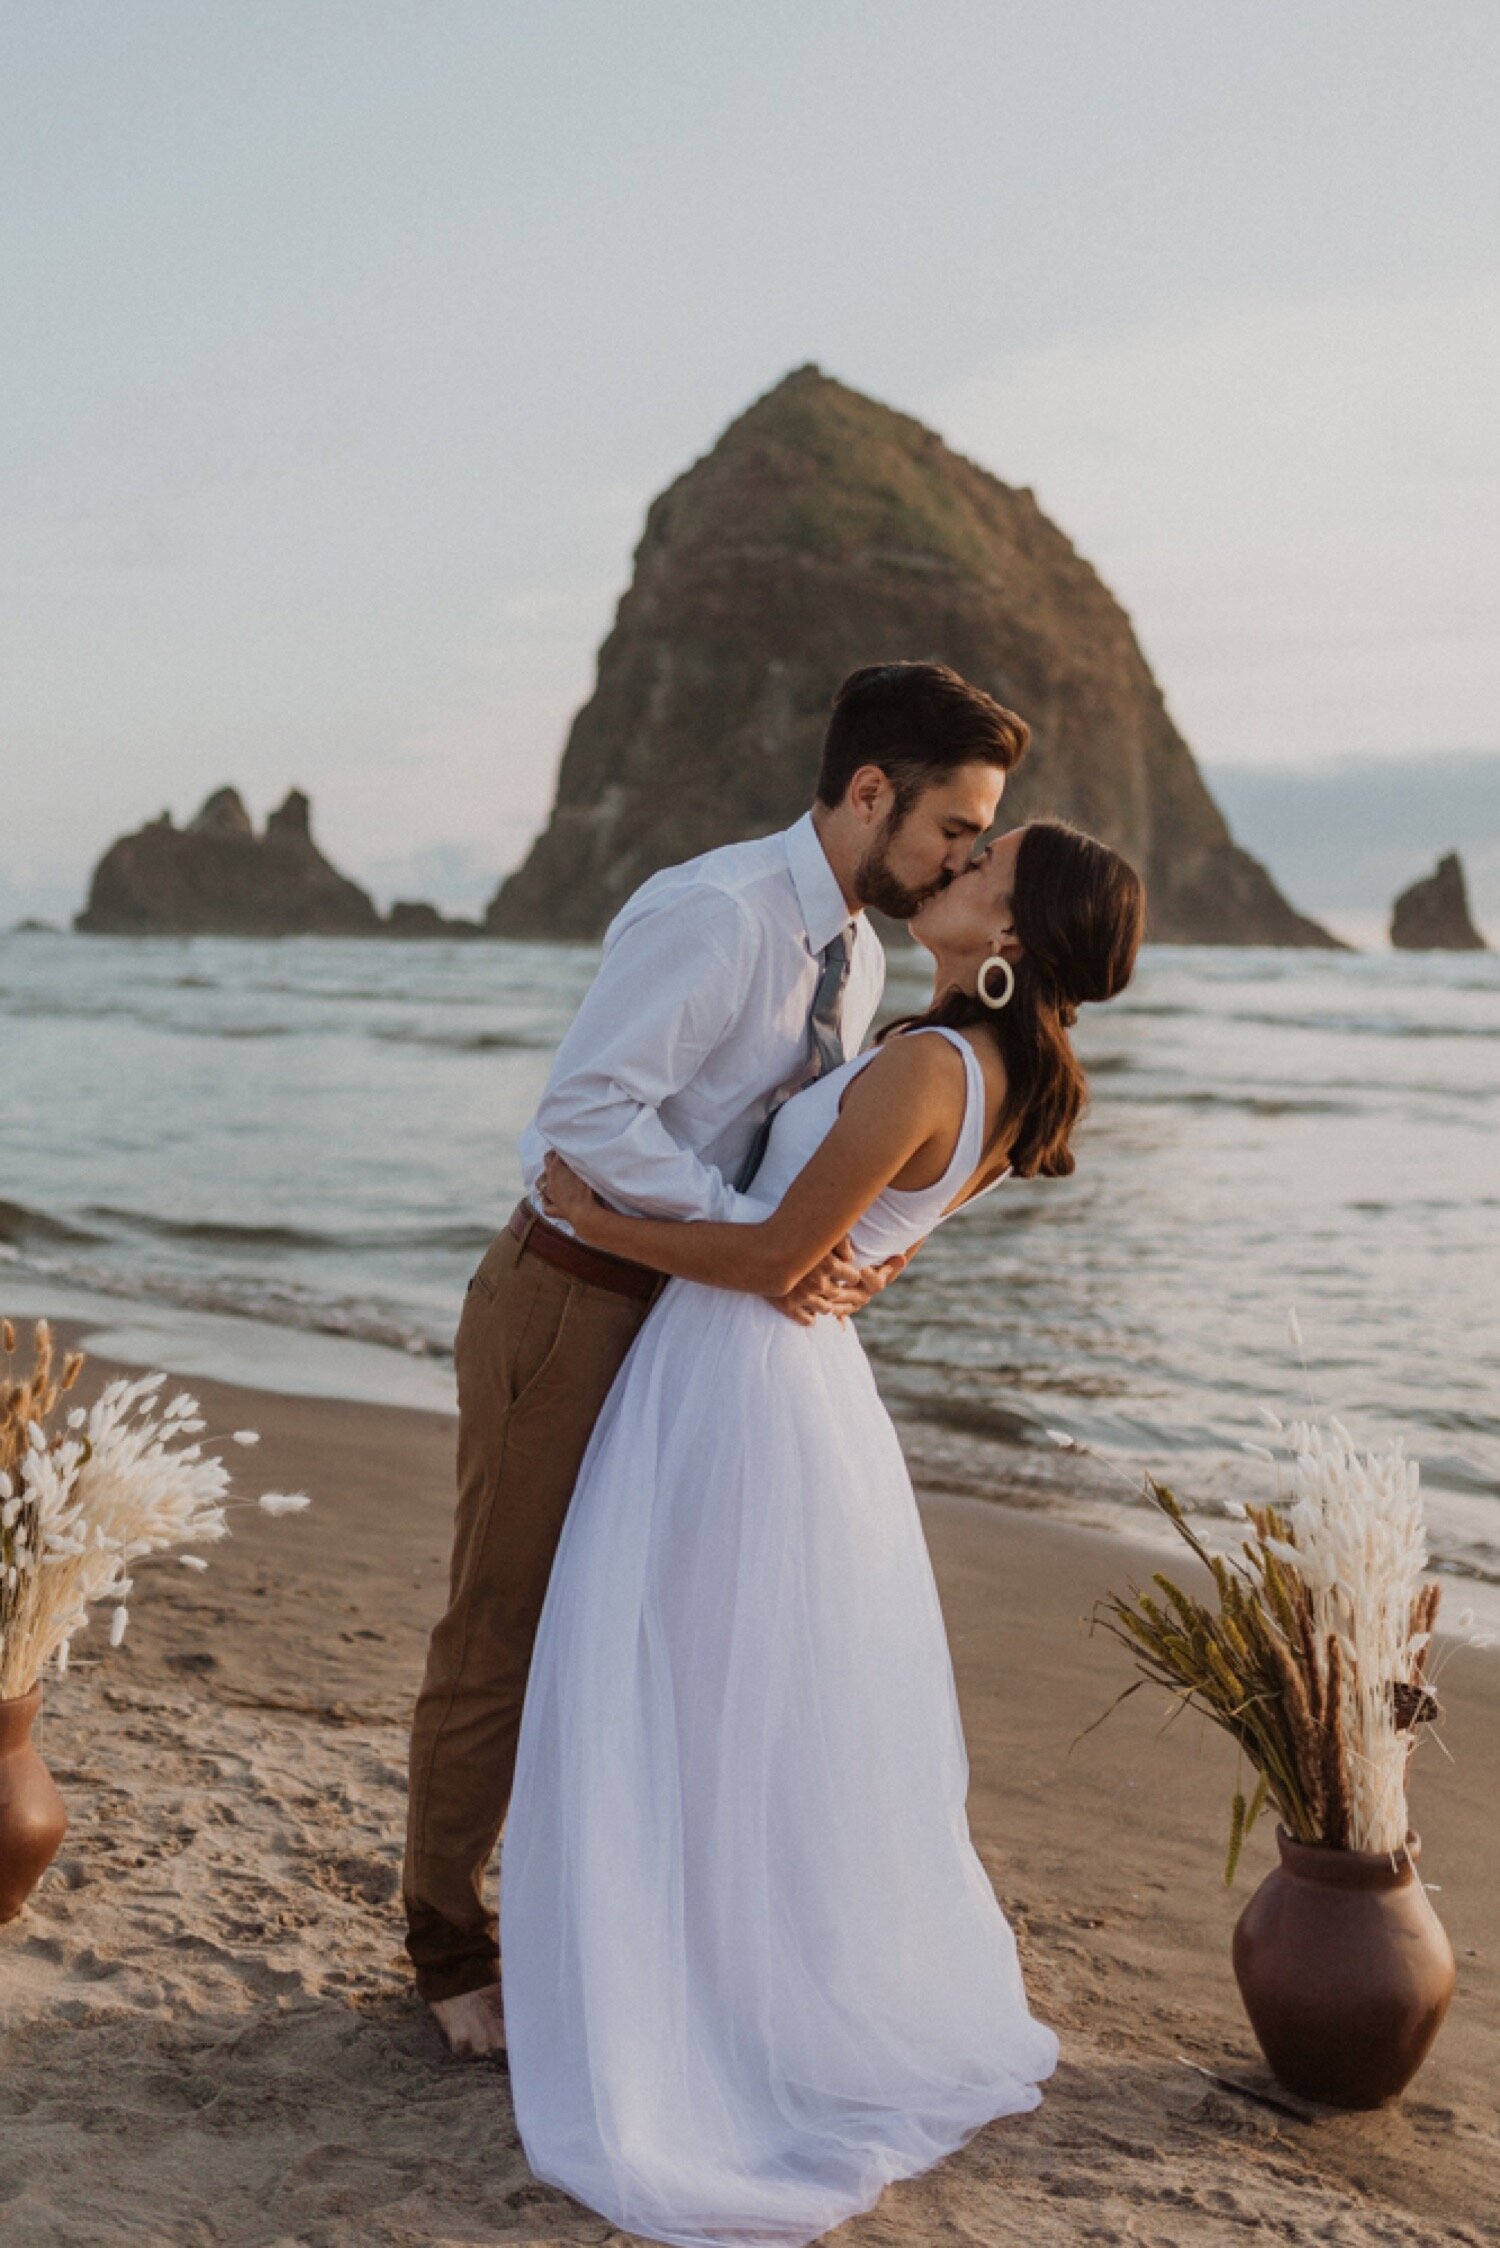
left=0, top=1683, right=68, bottom=1923
left=1232, top=1826, right=1455, bottom=2107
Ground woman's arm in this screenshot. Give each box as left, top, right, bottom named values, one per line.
left=539, top=1033, right=968, bottom=1297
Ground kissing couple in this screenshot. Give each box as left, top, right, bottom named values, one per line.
left=403, top=660, right=1146, bottom=2248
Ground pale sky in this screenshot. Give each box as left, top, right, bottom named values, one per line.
left=4, top=1, right=1497, bottom=925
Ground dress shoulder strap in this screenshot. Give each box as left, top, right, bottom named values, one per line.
left=893, top=1026, right=987, bottom=1191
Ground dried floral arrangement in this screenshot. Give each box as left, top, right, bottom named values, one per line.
left=1066, top=1313, right=1486, bottom=1882
left=1, top=1317, right=309, bottom=1699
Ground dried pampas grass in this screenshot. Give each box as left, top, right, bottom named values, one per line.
left=1, top=1318, right=310, bottom=1699
left=1072, top=1326, right=1463, bottom=1876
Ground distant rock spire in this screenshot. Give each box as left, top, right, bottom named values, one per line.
left=265, top=788, right=313, bottom=842
left=1390, top=852, right=1488, bottom=951
left=188, top=787, right=253, bottom=838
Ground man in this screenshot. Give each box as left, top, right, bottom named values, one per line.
left=403, top=659, right=1030, bottom=2057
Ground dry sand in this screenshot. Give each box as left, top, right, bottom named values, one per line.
left=2, top=1343, right=1496, bottom=2248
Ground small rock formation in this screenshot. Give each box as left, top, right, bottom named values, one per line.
left=76, top=788, right=382, bottom=936
left=489, top=364, right=1341, bottom=947
left=386, top=900, right=483, bottom=939
left=1389, top=853, right=1489, bottom=951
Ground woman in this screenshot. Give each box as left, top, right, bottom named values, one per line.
left=502, top=818, right=1145, bottom=2248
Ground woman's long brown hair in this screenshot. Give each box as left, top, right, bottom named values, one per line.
left=879, top=818, right=1146, bottom=1179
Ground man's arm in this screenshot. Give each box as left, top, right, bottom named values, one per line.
left=526, top=878, right=892, bottom=1319
left=527, top=883, right=760, bottom=1224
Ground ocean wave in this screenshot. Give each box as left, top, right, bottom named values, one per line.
left=87, top=1207, right=338, bottom=1250
left=152, top=971, right=478, bottom=1005
left=0, top=997, right=119, bottom=1023
left=0, top=994, right=303, bottom=1038
left=1116, top=1000, right=1500, bottom=1040
left=4, top=991, right=547, bottom=1046
left=244, top=978, right=514, bottom=1006
left=4, top=1242, right=452, bottom=1361
left=0, top=1198, right=102, bottom=1247
left=85, top=1205, right=498, bottom=1256
left=1124, top=1090, right=1359, bottom=1117
left=1428, top=1547, right=1500, bottom=1590
left=896, top=1395, right=1044, bottom=1445
left=367, top=1025, right=555, bottom=1053
left=5, top=999, right=556, bottom=1049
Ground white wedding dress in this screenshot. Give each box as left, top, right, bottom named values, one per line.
left=500, top=1027, right=1059, bottom=2248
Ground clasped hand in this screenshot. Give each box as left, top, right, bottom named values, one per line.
left=540, top=1149, right=610, bottom=1237
left=539, top=1151, right=906, bottom=1325
left=774, top=1242, right=908, bottom=1327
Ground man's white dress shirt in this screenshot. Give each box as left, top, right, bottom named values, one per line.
left=519, top=813, right=886, bottom=1224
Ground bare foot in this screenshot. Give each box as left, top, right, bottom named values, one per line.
left=428, top=1981, right=508, bottom=2061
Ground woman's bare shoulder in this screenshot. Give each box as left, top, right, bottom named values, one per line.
left=842, top=1028, right=969, bottom=1117
left=879, top=1024, right=1010, bottom=1146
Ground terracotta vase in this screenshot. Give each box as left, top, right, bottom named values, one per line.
left=0, top=1683, right=68, bottom=1923
left=1232, top=1826, right=1455, bottom=2107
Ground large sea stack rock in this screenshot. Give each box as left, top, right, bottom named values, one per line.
left=489, top=366, right=1338, bottom=946
left=1390, top=853, right=1488, bottom=951
left=76, top=787, right=381, bottom=936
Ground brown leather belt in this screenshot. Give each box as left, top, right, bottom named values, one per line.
left=507, top=1199, right=663, bottom=1303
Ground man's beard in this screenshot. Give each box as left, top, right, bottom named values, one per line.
left=854, top=814, right=950, bottom=920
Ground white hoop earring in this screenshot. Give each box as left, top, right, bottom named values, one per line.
left=977, top=953, right=1016, bottom=1010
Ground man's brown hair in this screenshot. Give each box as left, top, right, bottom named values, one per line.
left=815, top=661, right=1030, bottom=812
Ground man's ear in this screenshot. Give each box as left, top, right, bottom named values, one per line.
left=844, top=764, right=894, bottom=828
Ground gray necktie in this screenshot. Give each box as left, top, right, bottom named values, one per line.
left=734, top=925, right=853, bottom=1193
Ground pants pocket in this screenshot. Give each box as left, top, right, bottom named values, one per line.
left=505, top=1279, right=575, bottom=1415
left=455, top=1234, right=574, bottom=1421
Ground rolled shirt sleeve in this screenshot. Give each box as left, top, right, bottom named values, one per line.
left=523, top=884, right=761, bottom=1224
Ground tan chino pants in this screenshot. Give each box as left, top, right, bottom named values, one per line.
left=402, top=1218, right=662, bottom=2002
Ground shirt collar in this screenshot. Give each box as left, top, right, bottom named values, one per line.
left=783, top=812, right=856, bottom=955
